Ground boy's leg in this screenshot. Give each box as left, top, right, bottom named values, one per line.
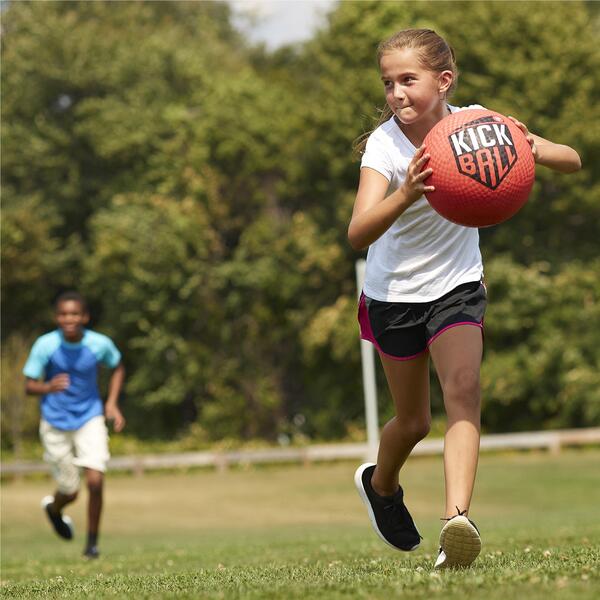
left=73, top=416, right=110, bottom=557
left=49, top=490, right=79, bottom=513
left=83, top=468, right=103, bottom=557
left=428, top=325, right=483, bottom=517
left=39, top=420, right=79, bottom=540
left=373, top=351, right=431, bottom=495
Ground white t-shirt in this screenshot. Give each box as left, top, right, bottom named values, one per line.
left=360, top=104, right=484, bottom=302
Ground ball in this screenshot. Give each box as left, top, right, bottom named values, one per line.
left=423, top=108, right=535, bottom=227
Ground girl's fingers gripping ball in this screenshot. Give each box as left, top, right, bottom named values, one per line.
left=508, top=116, right=537, bottom=158
left=410, top=146, right=430, bottom=175
left=416, top=152, right=431, bottom=170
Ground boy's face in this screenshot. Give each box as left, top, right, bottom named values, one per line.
left=55, top=300, right=89, bottom=341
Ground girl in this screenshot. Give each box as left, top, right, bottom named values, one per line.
left=349, top=28, right=581, bottom=569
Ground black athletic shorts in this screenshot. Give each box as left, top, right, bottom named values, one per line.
left=358, top=281, right=486, bottom=360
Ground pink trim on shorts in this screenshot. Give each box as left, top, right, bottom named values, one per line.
left=426, top=321, right=484, bottom=348
left=358, top=293, right=428, bottom=362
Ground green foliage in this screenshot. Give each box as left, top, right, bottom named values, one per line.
left=0, top=335, right=40, bottom=454
left=1, top=0, right=251, bottom=237
left=482, top=257, right=600, bottom=431
left=1, top=0, right=598, bottom=444
left=0, top=194, right=81, bottom=336
left=83, top=193, right=222, bottom=435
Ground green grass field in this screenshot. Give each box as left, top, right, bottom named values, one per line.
left=2, top=449, right=599, bottom=599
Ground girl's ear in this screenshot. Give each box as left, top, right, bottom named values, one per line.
left=438, top=70, right=454, bottom=97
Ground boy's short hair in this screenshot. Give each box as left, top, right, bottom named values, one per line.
left=54, top=291, right=88, bottom=313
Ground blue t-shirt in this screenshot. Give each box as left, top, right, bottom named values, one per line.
left=23, top=329, right=121, bottom=431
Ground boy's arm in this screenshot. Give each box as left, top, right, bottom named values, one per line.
left=104, top=363, right=126, bottom=432
left=25, top=374, right=70, bottom=395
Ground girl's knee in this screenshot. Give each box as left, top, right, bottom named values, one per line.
left=443, top=366, right=481, bottom=409
left=401, top=416, right=431, bottom=443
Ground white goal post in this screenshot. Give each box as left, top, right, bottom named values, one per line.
left=355, top=259, right=379, bottom=461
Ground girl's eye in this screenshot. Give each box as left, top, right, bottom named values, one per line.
left=383, top=80, right=393, bottom=88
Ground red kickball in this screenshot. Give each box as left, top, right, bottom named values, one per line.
left=423, top=108, right=535, bottom=227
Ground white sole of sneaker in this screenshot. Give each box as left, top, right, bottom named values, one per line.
left=354, top=463, right=420, bottom=552
left=435, top=515, right=481, bottom=568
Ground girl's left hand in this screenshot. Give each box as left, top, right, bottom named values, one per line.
left=508, top=116, right=538, bottom=162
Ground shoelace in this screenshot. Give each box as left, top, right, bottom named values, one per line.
left=440, top=506, right=468, bottom=522
left=440, top=506, right=480, bottom=535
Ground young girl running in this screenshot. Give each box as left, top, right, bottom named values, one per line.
left=350, top=28, right=581, bottom=569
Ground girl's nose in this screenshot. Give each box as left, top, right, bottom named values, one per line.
left=393, top=83, right=405, bottom=99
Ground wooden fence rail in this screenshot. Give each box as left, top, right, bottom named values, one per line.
left=2, top=427, right=599, bottom=477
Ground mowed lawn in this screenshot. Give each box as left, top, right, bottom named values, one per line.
left=1, top=449, right=599, bottom=599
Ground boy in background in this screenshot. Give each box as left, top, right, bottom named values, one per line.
left=23, top=291, right=125, bottom=559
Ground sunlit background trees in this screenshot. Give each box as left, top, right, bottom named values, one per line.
left=2, top=1, right=598, bottom=452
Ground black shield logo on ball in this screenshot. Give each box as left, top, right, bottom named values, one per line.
left=448, top=116, right=518, bottom=190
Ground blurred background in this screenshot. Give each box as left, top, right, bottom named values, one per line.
left=2, top=0, right=599, bottom=459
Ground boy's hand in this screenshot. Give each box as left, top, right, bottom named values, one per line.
left=48, top=374, right=70, bottom=392
left=401, top=145, right=434, bottom=204
left=105, top=405, right=126, bottom=433
left=508, top=116, right=538, bottom=161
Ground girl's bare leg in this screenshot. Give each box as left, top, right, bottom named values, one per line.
left=371, top=351, right=431, bottom=497
left=429, top=325, right=483, bottom=517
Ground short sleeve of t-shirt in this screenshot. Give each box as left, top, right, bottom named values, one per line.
left=360, top=128, right=394, bottom=181
left=22, top=332, right=61, bottom=379
left=85, top=331, right=121, bottom=368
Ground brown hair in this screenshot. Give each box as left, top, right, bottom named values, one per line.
left=354, top=29, right=458, bottom=155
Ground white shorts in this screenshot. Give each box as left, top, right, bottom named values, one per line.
left=39, top=415, right=110, bottom=494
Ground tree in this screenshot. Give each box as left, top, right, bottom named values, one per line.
left=1, top=194, right=80, bottom=337
left=2, top=0, right=598, bottom=443
left=2, top=0, right=299, bottom=439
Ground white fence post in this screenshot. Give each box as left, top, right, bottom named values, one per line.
left=355, top=259, right=379, bottom=462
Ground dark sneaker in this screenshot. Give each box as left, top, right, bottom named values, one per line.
left=83, top=545, right=100, bottom=559
left=434, top=508, right=481, bottom=569
left=354, top=463, right=421, bottom=551
left=41, top=496, right=74, bottom=540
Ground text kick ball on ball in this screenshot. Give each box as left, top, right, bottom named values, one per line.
left=423, top=108, right=535, bottom=228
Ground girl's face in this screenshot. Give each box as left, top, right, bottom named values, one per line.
left=379, top=48, right=452, bottom=127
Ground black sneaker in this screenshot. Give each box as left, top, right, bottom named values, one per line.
left=41, top=496, right=74, bottom=540
left=434, top=508, right=481, bottom=569
left=83, top=545, right=100, bottom=559
left=354, top=463, right=421, bottom=551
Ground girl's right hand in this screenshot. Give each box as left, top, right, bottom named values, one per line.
left=400, top=145, right=434, bottom=205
